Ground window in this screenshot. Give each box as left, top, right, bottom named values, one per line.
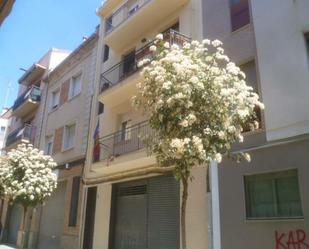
left=50, top=90, right=60, bottom=110
left=103, top=44, right=109, bottom=62
left=305, top=32, right=309, bottom=67
left=98, top=102, right=104, bottom=115
left=128, top=4, right=139, bottom=15
left=69, top=176, right=81, bottom=227
left=45, top=135, right=53, bottom=155
left=63, top=123, right=76, bottom=150
left=105, top=16, right=113, bottom=33
left=245, top=169, right=303, bottom=219
left=230, top=0, right=250, bottom=31
left=239, top=60, right=257, bottom=92
left=122, top=50, right=136, bottom=76
left=0, top=126, right=5, bottom=133
left=240, top=60, right=262, bottom=131
left=70, top=74, right=82, bottom=99
left=120, top=120, right=131, bottom=141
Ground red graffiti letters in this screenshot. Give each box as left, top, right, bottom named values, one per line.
left=275, top=230, right=309, bottom=249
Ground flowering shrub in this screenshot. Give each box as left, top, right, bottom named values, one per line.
left=133, top=34, right=264, bottom=179
left=0, top=143, right=57, bottom=207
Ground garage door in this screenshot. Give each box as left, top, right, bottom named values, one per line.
left=37, top=181, right=66, bottom=249
left=110, top=174, right=180, bottom=249
left=7, top=204, right=22, bottom=245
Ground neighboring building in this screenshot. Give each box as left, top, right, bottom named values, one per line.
left=201, top=0, right=309, bottom=249
left=36, top=30, right=98, bottom=249
left=0, top=0, right=15, bottom=26
left=0, top=108, right=11, bottom=155
left=1, top=48, right=70, bottom=247
left=82, top=1, right=207, bottom=249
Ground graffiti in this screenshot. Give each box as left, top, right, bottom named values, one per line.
left=276, top=230, right=309, bottom=249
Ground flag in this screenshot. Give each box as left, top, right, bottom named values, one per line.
left=93, top=121, right=100, bottom=162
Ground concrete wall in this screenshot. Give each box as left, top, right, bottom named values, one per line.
left=251, top=0, right=309, bottom=141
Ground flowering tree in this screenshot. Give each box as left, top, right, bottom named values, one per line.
left=133, top=34, right=264, bottom=249
left=0, top=143, right=57, bottom=247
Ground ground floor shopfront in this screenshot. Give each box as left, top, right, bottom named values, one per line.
left=82, top=166, right=210, bottom=249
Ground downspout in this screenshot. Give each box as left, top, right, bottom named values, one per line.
left=209, top=161, right=221, bottom=249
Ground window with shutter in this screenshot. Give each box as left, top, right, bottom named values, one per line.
left=70, top=74, right=82, bottom=99
left=50, top=90, right=60, bottom=110
left=63, top=123, right=76, bottom=150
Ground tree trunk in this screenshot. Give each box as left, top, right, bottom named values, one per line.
left=181, top=176, right=188, bottom=249
left=17, top=206, right=28, bottom=249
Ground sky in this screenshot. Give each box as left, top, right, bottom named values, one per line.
left=0, top=0, right=101, bottom=110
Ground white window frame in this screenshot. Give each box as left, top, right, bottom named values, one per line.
left=50, top=89, right=60, bottom=111
left=69, top=73, right=82, bottom=99
left=45, top=135, right=54, bottom=155
left=62, top=123, right=76, bottom=151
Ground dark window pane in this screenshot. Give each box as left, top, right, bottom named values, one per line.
left=98, top=102, right=104, bottom=115
left=103, top=45, right=110, bottom=62
left=69, top=176, right=81, bottom=227
left=276, top=174, right=303, bottom=217
left=230, top=0, right=250, bottom=31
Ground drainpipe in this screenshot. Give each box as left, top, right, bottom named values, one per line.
left=209, top=161, right=221, bottom=249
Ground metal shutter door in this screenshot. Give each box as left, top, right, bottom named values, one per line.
left=148, top=174, right=180, bottom=249
left=113, top=181, right=148, bottom=249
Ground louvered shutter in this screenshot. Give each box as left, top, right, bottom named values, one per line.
left=113, top=181, right=148, bottom=249
left=148, top=174, right=180, bottom=249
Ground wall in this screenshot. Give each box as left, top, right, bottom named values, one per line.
left=41, top=45, right=97, bottom=165
left=251, top=0, right=309, bottom=141
left=219, top=139, right=309, bottom=249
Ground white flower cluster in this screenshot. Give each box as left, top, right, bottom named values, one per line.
left=133, top=35, right=264, bottom=178
left=0, top=143, right=57, bottom=206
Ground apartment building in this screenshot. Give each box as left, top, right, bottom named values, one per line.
left=0, top=108, right=11, bottom=155
left=35, top=31, right=98, bottom=249
left=201, top=0, right=309, bottom=249
left=81, top=1, right=210, bottom=249
left=1, top=48, right=70, bottom=246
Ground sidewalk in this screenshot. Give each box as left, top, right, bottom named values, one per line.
left=0, top=245, right=17, bottom=249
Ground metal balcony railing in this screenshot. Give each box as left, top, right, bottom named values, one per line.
left=105, top=0, right=151, bottom=34
left=95, top=120, right=155, bottom=163
left=5, top=124, right=35, bottom=148
left=100, top=29, right=191, bottom=93
left=13, top=86, right=41, bottom=111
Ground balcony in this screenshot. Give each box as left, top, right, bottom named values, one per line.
left=12, top=86, right=41, bottom=118
left=99, top=30, right=190, bottom=106
left=94, top=120, right=155, bottom=164
left=101, top=0, right=189, bottom=51
left=5, top=124, right=35, bottom=149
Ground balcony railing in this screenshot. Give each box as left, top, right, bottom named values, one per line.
left=100, top=29, right=191, bottom=93
left=105, top=0, right=151, bottom=34
left=13, top=86, right=41, bottom=111
left=95, top=120, right=155, bottom=163
left=5, top=124, right=35, bottom=148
